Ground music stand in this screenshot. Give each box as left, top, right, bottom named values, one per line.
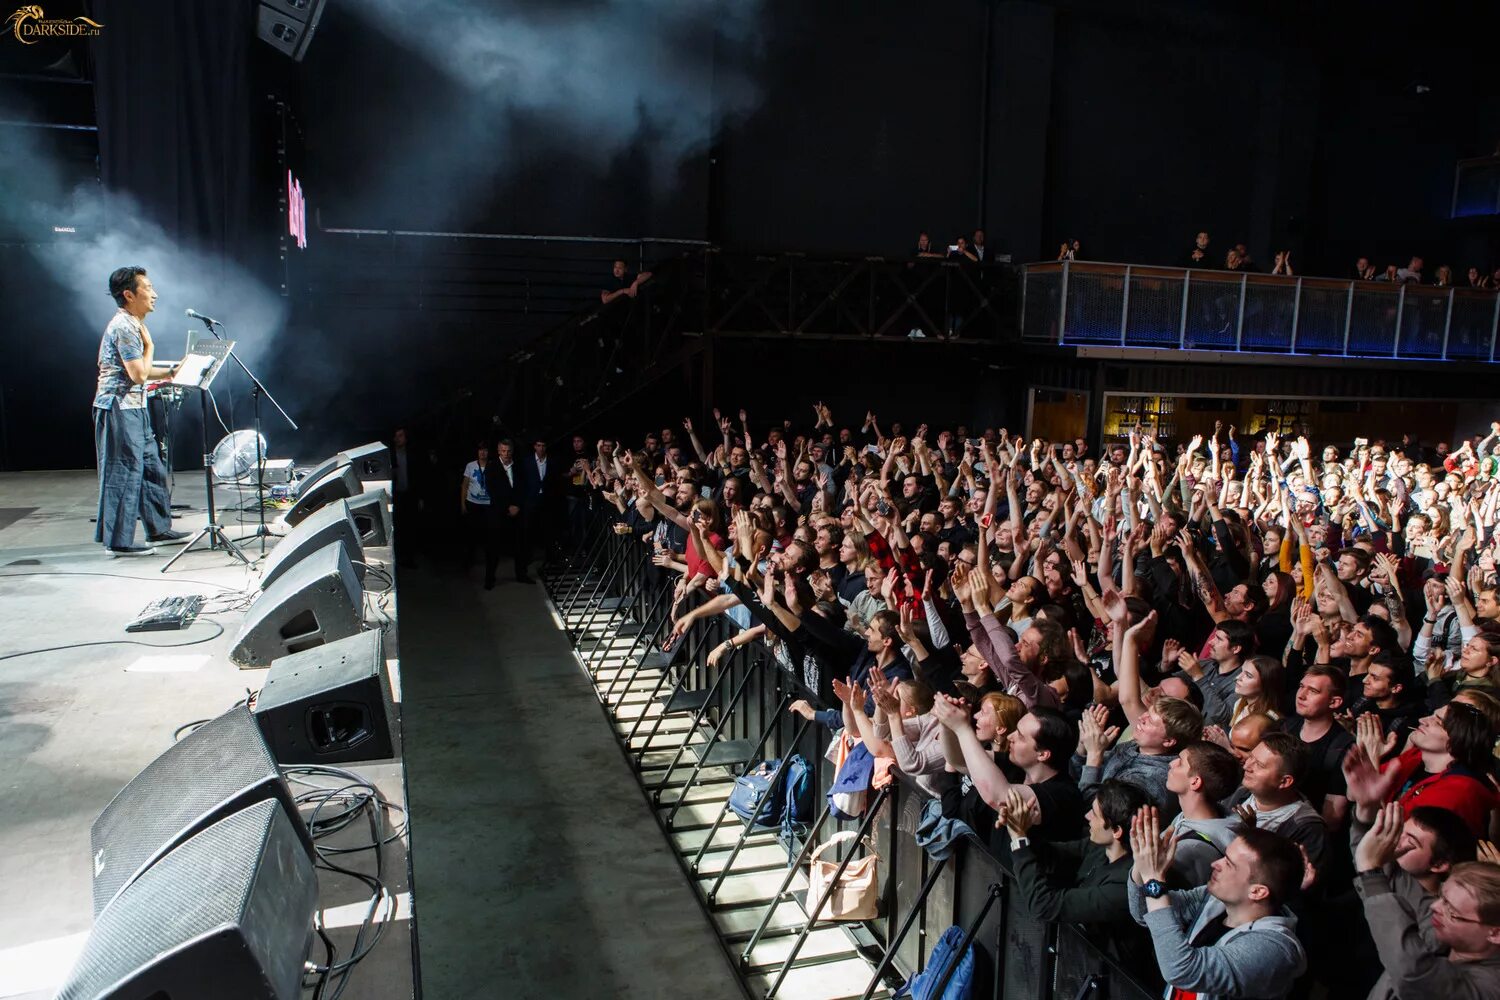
left=161, top=337, right=248, bottom=573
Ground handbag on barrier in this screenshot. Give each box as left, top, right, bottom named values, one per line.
left=893, top=924, right=976, bottom=1000
left=827, top=740, right=874, bottom=821
left=806, top=830, right=879, bottom=922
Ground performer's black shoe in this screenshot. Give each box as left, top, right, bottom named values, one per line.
left=107, top=545, right=157, bottom=558
left=148, top=529, right=190, bottom=543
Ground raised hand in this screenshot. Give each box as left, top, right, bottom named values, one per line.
left=1125, top=609, right=1158, bottom=650
left=929, top=692, right=970, bottom=730
left=996, top=787, right=1036, bottom=839
left=1341, top=745, right=1400, bottom=807
left=1129, top=806, right=1178, bottom=884
left=1355, top=712, right=1397, bottom=765
left=896, top=602, right=917, bottom=645
left=1080, top=704, right=1121, bottom=759
left=683, top=416, right=694, bottom=433
left=1068, top=627, right=1089, bottom=664
left=1354, top=802, right=1404, bottom=872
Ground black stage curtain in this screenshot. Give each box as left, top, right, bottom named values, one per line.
left=88, top=0, right=256, bottom=274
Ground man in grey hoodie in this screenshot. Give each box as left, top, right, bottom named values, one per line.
left=1128, top=809, right=1307, bottom=1000
left=1354, top=802, right=1500, bottom=1000
left=1166, top=740, right=1246, bottom=887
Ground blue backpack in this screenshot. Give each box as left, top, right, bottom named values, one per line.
left=728, top=755, right=812, bottom=829
left=894, top=925, right=975, bottom=1000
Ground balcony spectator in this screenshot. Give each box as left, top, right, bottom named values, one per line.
left=600, top=258, right=651, bottom=305
left=1466, top=266, right=1489, bottom=289
left=1234, top=243, right=1257, bottom=271
left=972, top=228, right=989, bottom=262
left=914, top=231, right=945, bottom=260
left=1058, top=239, right=1081, bottom=261
left=1378, top=264, right=1401, bottom=282
left=949, top=236, right=979, bottom=263
left=1184, top=231, right=1212, bottom=269
left=1397, top=256, right=1425, bottom=284
left=1270, top=250, right=1294, bottom=277
left=1355, top=257, right=1377, bottom=280
left=1435, top=264, right=1455, bottom=288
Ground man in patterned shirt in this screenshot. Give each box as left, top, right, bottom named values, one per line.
left=93, top=266, right=186, bottom=556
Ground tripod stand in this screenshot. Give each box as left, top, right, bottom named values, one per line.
left=199, top=320, right=296, bottom=555
left=162, top=340, right=248, bottom=573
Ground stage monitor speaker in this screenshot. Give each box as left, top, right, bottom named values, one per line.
left=60, top=799, right=317, bottom=1000
left=89, top=706, right=314, bottom=917
left=231, top=541, right=365, bottom=668
left=253, top=629, right=396, bottom=764
left=261, top=498, right=365, bottom=591
left=284, top=462, right=361, bottom=527
left=339, top=441, right=391, bottom=483
left=294, top=454, right=341, bottom=500
left=347, top=488, right=392, bottom=547
left=255, top=0, right=324, bottom=62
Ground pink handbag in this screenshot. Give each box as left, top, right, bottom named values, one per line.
left=806, top=831, right=879, bottom=922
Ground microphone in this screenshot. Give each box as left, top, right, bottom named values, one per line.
left=185, top=308, right=220, bottom=327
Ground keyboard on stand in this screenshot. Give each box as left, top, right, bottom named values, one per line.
left=126, top=595, right=206, bottom=633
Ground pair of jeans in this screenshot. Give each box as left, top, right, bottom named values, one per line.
left=93, top=404, right=172, bottom=549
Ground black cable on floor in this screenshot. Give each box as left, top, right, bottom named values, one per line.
left=0, top=619, right=226, bottom=663
left=289, top=765, right=403, bottom=1000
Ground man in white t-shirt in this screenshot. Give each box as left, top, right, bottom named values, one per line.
left=460, top=441, right=492, bottom=580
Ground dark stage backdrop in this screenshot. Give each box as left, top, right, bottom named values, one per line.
left=90, top=0, right=259, bottom=273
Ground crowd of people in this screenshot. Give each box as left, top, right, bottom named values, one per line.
left=560, top=407, right=1500, bottom=1000
left=1060, top=230, right=1500, bottom=291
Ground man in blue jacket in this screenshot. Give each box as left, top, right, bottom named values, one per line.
left=1128, top=807, right=1307, bottom=1000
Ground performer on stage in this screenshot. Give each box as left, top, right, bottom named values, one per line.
left=93, top=266, right=187, bottom=556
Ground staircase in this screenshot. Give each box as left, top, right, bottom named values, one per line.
left=544, top=559, right=897, bottom=1000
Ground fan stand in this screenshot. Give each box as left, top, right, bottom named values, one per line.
left=161, top=386, right=250, bottom=573
left=234, top=384, right=275, bottom=555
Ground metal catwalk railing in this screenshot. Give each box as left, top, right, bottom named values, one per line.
left=541, top=502, right=1162, bottom=1000
left=1023, top=260, right=1500, bottom=362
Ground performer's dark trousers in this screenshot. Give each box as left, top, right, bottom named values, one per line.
left=484, top=507, right=526, bottom=585
left=93, top=404, right=172, bottom=549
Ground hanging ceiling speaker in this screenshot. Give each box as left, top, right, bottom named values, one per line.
left=211, top=430, right=268, bottom=483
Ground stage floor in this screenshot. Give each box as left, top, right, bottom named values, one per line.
left=0, top=470, right=415, bottom=1000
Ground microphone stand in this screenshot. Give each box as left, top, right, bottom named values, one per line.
left=191, top=314, right=297, bottom=556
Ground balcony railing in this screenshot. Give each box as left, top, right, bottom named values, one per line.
left=1022, top=260, right=1500, bottom=362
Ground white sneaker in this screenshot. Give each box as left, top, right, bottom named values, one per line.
left=107, top=545, right=157, bottom=558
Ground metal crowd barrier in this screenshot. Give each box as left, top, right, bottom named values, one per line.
left=1023, top=259, right=1500, bottom=362
left=542, top=503, right=1163, bottom=1000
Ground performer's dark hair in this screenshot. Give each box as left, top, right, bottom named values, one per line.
left=109, top=266, right=148, bottom=307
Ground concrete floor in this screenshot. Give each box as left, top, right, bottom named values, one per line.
left=0, top=470, right=741, bottom=1000
left=398, top=551, right=746, bottom=999
left=0, top=470, right=412, bottom=1000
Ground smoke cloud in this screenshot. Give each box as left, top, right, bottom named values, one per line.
left=349, top=0, right=764, bottom=226
left=0, top=126, right=287, bottom=371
